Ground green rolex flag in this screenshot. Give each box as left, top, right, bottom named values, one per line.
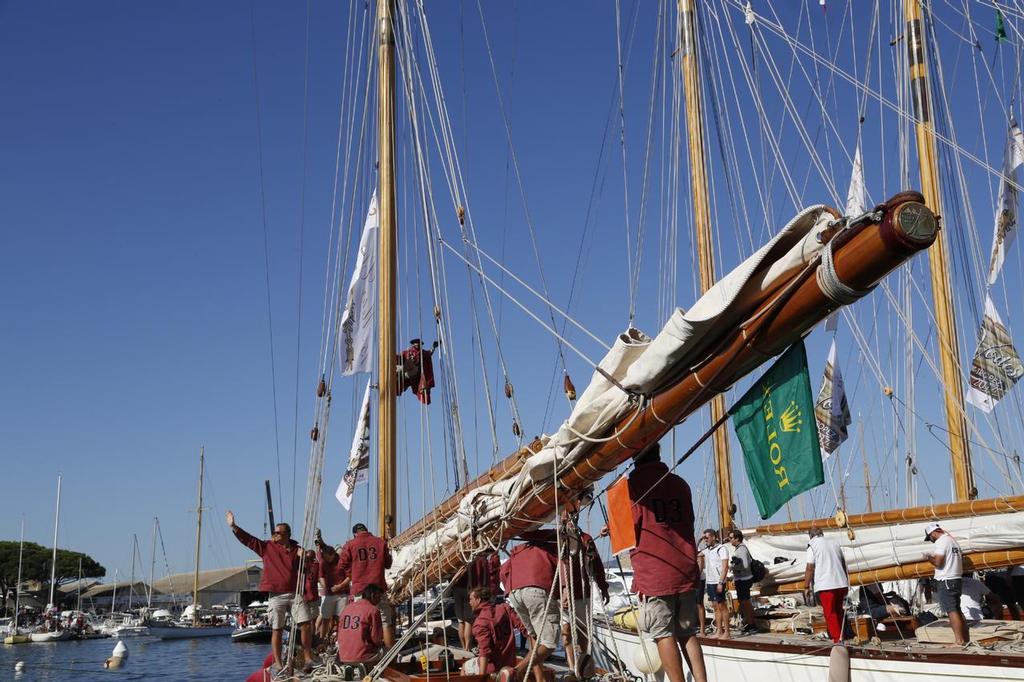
left=729, top=340, right=824, bottom=519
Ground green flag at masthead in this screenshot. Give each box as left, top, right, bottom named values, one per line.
left=996, top=10, right=1008, bottom=42
left=730, top=340, right=824, bottom=519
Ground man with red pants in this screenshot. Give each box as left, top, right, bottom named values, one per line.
left=628, top=444, right=707, bottom=682
left=803, top=526, right=849, bottom=643
left=339, top=523, right=394, bottom=646
left=227, top=511, right=313, bottom=674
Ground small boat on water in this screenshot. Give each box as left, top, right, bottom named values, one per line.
left=151, top=623, right=234, bottom=640
left=29, top=629, right=74, bottom=643
left=231, top=622, right=273, bottom=644
left=3, top=633, right=31, bottom=645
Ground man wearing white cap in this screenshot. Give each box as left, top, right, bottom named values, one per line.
left=924, top=522, right=967, bottom=645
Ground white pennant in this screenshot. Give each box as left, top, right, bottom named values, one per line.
left=845, top=145, right=866, bottom=217
left=966, top=295, right=1023, bottom=413
left=987, top=122, right=1024, bottom=286
left=340, top=193, right=379, bottom=375
left=814, top=340, right=852, bottom=456
left=336, top=379, right=372, bottom=510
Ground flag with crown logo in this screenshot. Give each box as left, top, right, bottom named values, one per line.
left=730, top=341, right=824, bottom=519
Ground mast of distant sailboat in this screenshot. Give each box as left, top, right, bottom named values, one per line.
left=192, top=447, right=205, bottom=626
left=47, top=474, right=62, bottom=612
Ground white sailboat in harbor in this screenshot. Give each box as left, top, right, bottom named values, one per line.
left=150, top=448, right=233, bottom=640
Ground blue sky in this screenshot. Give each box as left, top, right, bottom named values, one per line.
left=2, top=1, right=1022, bottom=586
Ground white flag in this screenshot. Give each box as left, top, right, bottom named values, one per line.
left=987, top=122, right=1024, bottom=286
left=336, top=379, right=372, bottom=510
left=340, top=193, right=379, bottom=375
left=966, top=295, right=1023, bottom=413
left=814, top=340, right=852, bottom=456
left=845, top=145, right=866, bottom=217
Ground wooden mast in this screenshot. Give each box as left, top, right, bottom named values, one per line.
left=679, top=0, right=734, bottom=530
left=192, top=446, right=204, bottom=626
left=904, top=0, right=975, bottom=500
left=376, top=0, right=398, bottom=538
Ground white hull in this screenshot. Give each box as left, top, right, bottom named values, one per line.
left=150, top=624, right=233, bottom=640
left=29, top=630, right=74, bottom=643
left=591, top=622, right=1024, bottom=681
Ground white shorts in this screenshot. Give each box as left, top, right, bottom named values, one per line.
left=320, top=594, right=349, bottom=619
left=509, top=586, right=559, bottom=650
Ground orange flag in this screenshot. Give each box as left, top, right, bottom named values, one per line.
left=606, top=476, right=636, bottom=555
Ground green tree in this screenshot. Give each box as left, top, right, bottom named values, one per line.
left=0, top=541, right=105, bottom=611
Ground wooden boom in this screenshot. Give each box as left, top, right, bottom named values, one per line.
left=391, top=191, right=938, bottom=601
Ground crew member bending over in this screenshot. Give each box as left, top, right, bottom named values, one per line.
left=462, top=587, right=515, bottom=681
left=501, top=527, right=560, bottom=682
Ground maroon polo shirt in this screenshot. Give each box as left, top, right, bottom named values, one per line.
left=232, top=525, right=300, bottom=594
left=339, top=531, right=392, bottom=595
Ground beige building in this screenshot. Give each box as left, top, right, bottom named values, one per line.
left=80, top=565, right=261, bottom=611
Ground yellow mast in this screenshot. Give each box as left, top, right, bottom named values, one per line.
left=903, top=1, right=975, bottom=500
left=192, top=446, right=204, bottom=626
left=376, top=0, right=398, bottom=538
left=678, top=0, right=735, bottom=529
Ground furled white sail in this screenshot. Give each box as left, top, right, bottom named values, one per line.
left=388, top=205, right=836, bottom=588
left=743, top=512, right=1024, bottom=586
left=845, top=145, right=866, bottom=217
left=340, top=193, right=379, bottom=375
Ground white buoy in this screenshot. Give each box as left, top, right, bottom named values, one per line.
left=105, top=639, right=129, bottom=669
left=15, top=661, right=25, bottom=672
left=827, top=644, right=850, bottom=682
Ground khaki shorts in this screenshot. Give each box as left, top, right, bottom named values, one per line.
left=560, top=597, right=589, bottom=628
left=509, top=586, right=559, bottom=650
left=320, top=594, right=349, bottom=619
left=378, top=599, right=396, bottom=627
left=267, top=593, right=315, bottom=629
left=638, top=591, right=698, bottom=640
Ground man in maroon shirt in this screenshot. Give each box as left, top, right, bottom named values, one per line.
left=462, top=587, right=515, bottom=680
left=315, top=530, right=350, bottom=641
left=501, top=528, right=559, bottom=682
left=339, top=523, right=394, bottom=646
left=453, top=550, right=501, bottom=649
left=226, top=510, right=314, bottom=673
left=337, top=584, right=384, bottom=665
left=627, top=444, right=707, bottom=682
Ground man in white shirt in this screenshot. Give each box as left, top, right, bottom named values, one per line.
left=925, top=522, right=967, bottom=645
left=700, top=529, right=731, bottom=639
left=803, top=527, right=849, bottom=643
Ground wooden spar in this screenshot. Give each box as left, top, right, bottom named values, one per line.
left=904, top=0, right=974, bottom=500
left=390, top=438, right=544, bottom=547
left=768, top=548, right=1024, bottom=594
left=377, top=0, right=398, bottom=538
left=390, top=192, right=938, bottom=601
left=679, top=0, right=734, bottom=531
left=193, top=447, right=204, bottom=626
left=751, top=492, right=1024, bottom=536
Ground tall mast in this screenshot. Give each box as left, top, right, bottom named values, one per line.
left=76, top=556, right=83, bottom=613
left=903, top=1, right=974, bottom=500
left=148, top=517, right=158, bottom=610
left=192, top=447, right=205, bottom=626
left=48, top=474, right=62, bottom=610
left=14, top=519, right=24, bottom=628
left=128, top=534, right=137, bottom=613
left=678, top=0, right=734, bottom=529
left=376, top=0, right=398, bottom=538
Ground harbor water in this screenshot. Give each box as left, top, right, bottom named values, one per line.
left=0, top=637, right=267, bottom=681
